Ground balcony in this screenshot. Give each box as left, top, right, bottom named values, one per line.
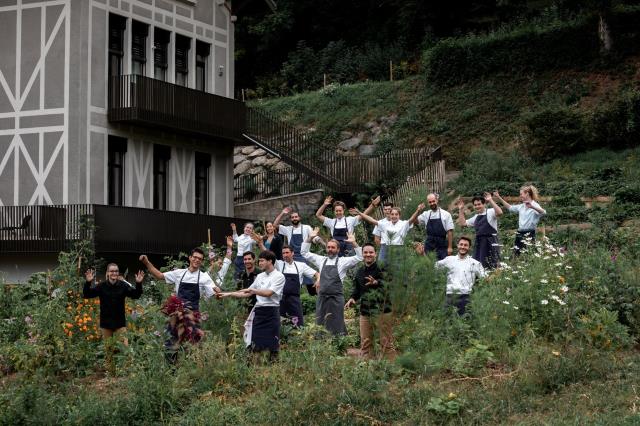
left=108, top=74, right=246, bottom=142
left=0, top=204, right=248, bottom=255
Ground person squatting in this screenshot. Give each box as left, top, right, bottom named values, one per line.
left=88, top=185, right=545, bottom=363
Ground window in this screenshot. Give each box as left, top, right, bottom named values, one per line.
left=195, top=41, right=210, bottom=91
left=153, top=145, right=171, bottom=210
left=175, top=35, right=191, bottom=86
left=131, top=21, right=148, bottom=76
left=153, top=28, right=169, bottom=81
left=108, top=14, right=126, bottom=77
left=108, top=136, right=127, bottom=206
left=195, top=152, right=211, bottom=214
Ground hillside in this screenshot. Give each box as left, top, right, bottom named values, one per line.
left=251, top=55, right=640, bottom=168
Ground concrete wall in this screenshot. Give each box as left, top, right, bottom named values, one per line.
left=234, top=189, right=325, bottom=222
left=0, top=254, right=59, bottom=284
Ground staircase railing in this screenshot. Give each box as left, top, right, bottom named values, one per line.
left=243, top=106, right=441, bottom=193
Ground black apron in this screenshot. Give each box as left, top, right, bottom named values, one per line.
left=177, top=269, right=200, bottom=311
left=251, top=306, right=281, bottom=352
left=424, top=209, right=448, bottom=261
left=279, top=262, right=305, bottom=326
left=316, top=257, right=346, bottom=335
left=291, top=230, right=316, bottom=293
left=473, top=213, right=501, bottom=269
left=332, top=218, right=352, bottom=257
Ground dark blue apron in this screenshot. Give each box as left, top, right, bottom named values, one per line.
left=279, top=262, right=304, bottom=327
left=316, top=257, right=346, bottom=335
left=473, top=213, right=500, bottom=269
left=424, top=209, right=448, bottom=261
left=333, top=217, right=352, bottom=257
left=290, top=230, right=316, bottom=294
left=177, top=269, right=200, bottom=311
left=251, top=306, right=281, bottom=352
left=234, top=256, right=245, bottom=279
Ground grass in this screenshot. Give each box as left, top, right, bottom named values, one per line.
left=252, top=56, right=640, bottom=167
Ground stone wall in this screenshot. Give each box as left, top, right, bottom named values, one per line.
left=234, top=189, right=325, bottom=222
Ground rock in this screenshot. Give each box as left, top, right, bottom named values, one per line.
left=247, top=166, right=264, bottom=175
left=358, top=144, right=376, bottom=156
left=241, top=146, right=255, bottom=155
left=273, top=162, right=289, bottom=171
left=233, top=154, right=245, bottom=165
left=365, top=120, right=377, bottom=129
left=264, top=157, right=281, bottom=167
left=340, top=131, right=353, bottom=139
left=233, top=160, right=252, bottom=175
left=338, top=137, right=362, bottom=151
left=234, top=147, right=243, bottom=154
left=371, top=126, right=382, bottom=136
left=248, top=148, right=266, bottom=158
left=252, top=156, right=268, bottom=166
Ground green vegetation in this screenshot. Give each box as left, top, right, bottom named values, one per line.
left=3, top=148, right=640, bottom=424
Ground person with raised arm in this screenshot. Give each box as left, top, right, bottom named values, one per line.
left=316, top=195, right=375, bottom=257
left=139, top=248, right=221, bottom=359
left=457, top=192, right=503, bottom=269
left=493, top=185, right=546, bottom=256
left=275, top=245, right=320, bottom=327
left=216, top=250, right=285, bottom=362
left=344, top=243, right=396, bottom=359
left=209, top=235, right=235, bottom=288
left=370, top=197, right=394, bottom=260
left=301, top=227, right=363, bottom=335
left=231, top=222, right=258, bottom=278
left=273, top=207, right=317, bottom=294
left=435, top=236, right=487, bottom=316
left=410, top=193, right=454, bottom=261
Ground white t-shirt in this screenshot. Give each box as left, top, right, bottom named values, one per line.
left=465, top=208, right=498, bottom=231
left=436, top=255, right=486, bottom=295
left=278, top=224, right=312, bottom=244
left=213, top=257, right=232, bottom=286
left=372, top=217, right=389, bottom=239
left=275, top=259, right=317, bottom=284
left=164, top=268, right=217, bottom=299
left=322, top=216, right=361, bottom=235
left=301, top=242, right=363, bottom=283
left=377, top=219, right=413, bottom=245
left=417, top=208, right=454, bottom=232
left=249, top=269, right=286, bottom=307
left=508, top=201, right=546, bottom=231
left=233, top=233, right=256, bottom=257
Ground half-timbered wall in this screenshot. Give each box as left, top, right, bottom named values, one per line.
left=0, top=0, right=235, bottom=216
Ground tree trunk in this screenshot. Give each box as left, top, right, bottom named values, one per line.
left=598, top=12, right=613, bottom=53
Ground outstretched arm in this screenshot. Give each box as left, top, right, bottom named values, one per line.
left=493, top=191, right=512, bottom=210
left=139, top=255, right=164, bottom=280
left=315, top=195, right=333, bottom=223
left=408, top=203, right=426, bottom=225
left=456, top=199, right=468, bottom=227
left=273, top=207, right=290, bottom=229
left=362, top=196, right=380, bottom=217
left=349, top=207, right=378, bottom=226
left=485, top=192, right=503, bottom=216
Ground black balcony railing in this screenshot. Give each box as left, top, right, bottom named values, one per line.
left=0, top=204, right=250, bottom=255
left=108, top=74, right=245, bottom=142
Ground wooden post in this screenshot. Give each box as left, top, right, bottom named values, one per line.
left=323, top=73, right=327, bottom=88
left=389, top=60, right=393, bottom=81
left=207, top=228, right=211, bottom=246
left=241, top=89, right=245, bottom=102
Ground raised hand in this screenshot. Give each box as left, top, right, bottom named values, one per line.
left=417, top=202, right=425, bottom=212
left=484, top=192, right=493, bottom=202
left=309, top=227, right=320, bottom=239
left=324, top=195, right=333, bottom=205
left=226, top=235, right=234, bottom=247
left=344, top=298, right=356, bottom=309
left=349, top=207, right=361, bottom=216
left=135, top=270, right=145, bottom=283
left=371, top=195, right=381, bottom=206
left=230, top=223, right=237, bottom=232
left=84, top=268, right=95, bottom=282
left=250, top=231, right=263, bottom=242
left=282, top=207, right=291, bottom=215
left=364, top=275, right=378, bottom=287
left=138, top=254, right=149, bottom=265
left=492, top=191, right=501, bottom=198
left=456, top=199, right=465, bottom=210
left=346, top=232, right=357, bottom=245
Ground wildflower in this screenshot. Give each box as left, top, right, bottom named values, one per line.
left=513, top=306, right=519, bottom=310
left=541, top=299, right=549, bottom=305
left=565, top=266, right=572, bottom=269
left=558, top=276, right=565, bottom=283
left=200, top=312, right=209, bottom=322
left=552, top=350, right=561, bottom=356
left=24, top=315, right=32, bottom=325
left=502, top=301, right=510, bottom=305
left=540, top=279, right=548, bottom=284
left=560, top=286, right=569, bottom=293
left=555, top=263, right=563, bottom=267
left=534, top=253, right=541, bottom=258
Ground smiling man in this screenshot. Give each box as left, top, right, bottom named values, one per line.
left=435, top=237, right=487, bottom=315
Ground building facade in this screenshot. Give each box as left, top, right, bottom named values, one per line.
left=0, top=0, right=247, bottom=281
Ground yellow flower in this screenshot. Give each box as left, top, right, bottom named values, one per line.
left=552, top=350, right=560, bottom=356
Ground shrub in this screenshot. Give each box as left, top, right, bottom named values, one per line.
left=522, top=106, right=588, bottom=160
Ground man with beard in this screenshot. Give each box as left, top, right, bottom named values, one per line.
left=411, top=193, right=454, bottom=261
left=236, top=251, right=260, bottom=313
left=275, top=245, right=319, bottom=327
left=301, top=228, right=362, bottom=335
left=435, top=237, right=487, bottom=315
left=273, top=207, right=318, bottom=294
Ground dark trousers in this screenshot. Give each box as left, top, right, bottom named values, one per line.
left=513, top=230, right=536, bottom=257
left=445, top=294, right=470, bottom=316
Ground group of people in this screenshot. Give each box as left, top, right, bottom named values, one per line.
left=83, top=185, right=546, bottom=363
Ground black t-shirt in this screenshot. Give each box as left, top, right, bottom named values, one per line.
left=237, top=268, right=260, bottom=311
left=351, top=262, right=391, bottom=316
left=83, top=279, right=142, bottom=329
